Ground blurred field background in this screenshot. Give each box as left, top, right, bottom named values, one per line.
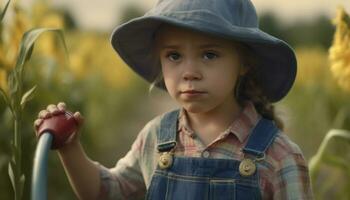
left=0, top=0, right=350, bottom=199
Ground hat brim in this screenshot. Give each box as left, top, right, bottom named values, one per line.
left=111, top=15, right=297, bottom=103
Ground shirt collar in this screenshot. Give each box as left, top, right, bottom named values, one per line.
left=177, top=109, right=195, bottom=136
left=177, top=101, right=261, bottom=143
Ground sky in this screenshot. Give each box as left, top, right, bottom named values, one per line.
left=19, top=0, right=350, bottom=31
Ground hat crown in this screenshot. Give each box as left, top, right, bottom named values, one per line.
left=148, top=0, right=258, bottom=28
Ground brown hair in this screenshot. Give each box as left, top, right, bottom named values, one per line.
left=234, top=42, right=284, bottom=130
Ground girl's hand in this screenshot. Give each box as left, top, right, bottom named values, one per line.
left=34, top=102, right=84, bottom=147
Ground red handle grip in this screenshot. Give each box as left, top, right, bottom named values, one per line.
left=37, top=112, right=78, bottom=149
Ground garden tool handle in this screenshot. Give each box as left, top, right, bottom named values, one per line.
left=31, top=112, right=78, bottom=200
left=37, top=111, right=78, bottom=149
left=31, top=132, right=52, bottom=200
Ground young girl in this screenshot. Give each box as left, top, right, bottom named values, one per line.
left=34, top=0, right=313, bottom=199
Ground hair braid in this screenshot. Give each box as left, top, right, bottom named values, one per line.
left=235, top=44, right=284, bottom=130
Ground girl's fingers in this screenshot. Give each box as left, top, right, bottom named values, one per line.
left=47, top=104, right=60, bottom=115
left=38, top=110, right=51, bottom=119
left=34, top=119, right=43, bottom=130
left=57, top=102, right=66, bottom=111
left=38, top=103, right=82, bottom=124
left=46, top=104, right=56, bottom=110
left=48, top=104, right=64, bottom=115
left=73, top=112, right=84, bottom=126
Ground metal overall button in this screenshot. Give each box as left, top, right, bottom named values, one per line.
left=239, top=158, right=256, bottom=176
left=202, top=150, right=210, bottom=158
left=158, top=152, right=173, bottom=169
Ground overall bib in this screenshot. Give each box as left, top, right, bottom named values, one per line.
left=146, top=110, right=279, bottom=200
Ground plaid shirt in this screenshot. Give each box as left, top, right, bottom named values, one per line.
left=96, top=102, right=313, bottom=199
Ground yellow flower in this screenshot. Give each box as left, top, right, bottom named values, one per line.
left=329, top=6, right=350, bottom=92
left=0, top=68, right=8, bottom=94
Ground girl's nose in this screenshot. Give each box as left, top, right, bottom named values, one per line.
left=182, top=70, right=202, bottom=81
left=181, top=59, right=203, bottom=81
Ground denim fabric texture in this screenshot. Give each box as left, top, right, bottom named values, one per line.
left=145, top=109, right=278, bottom=200
left=96, top=103, right=313, bottom=199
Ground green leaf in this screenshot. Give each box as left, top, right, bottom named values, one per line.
left=19, top=174, right=25, bottom=200
left=25, top=44, right=34, bottom=62
left=10, top=141, right=16, bottom=164
left=15, top=28, right=68, bottom=80
left=8, top=71, right=18, bottom=96
left=0, top=0, right=10, bottom=22
left=0, top=88, right=13, bottom=114
left=8, top=71, right=20, bottom=111
left=0, top=73, right=14, bottom=113
left=0, top=87, right=10, bottom=105
left=8, top=161, right=15, bottom=193
left=309, top=129, right=350, bottom=183
left=20, top=85, right=36, bottom=109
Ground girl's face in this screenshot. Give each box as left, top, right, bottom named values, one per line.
left=156, top=25, right=245, bottom=114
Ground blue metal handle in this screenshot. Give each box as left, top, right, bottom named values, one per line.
left=31, top=132, right=53, bottom=200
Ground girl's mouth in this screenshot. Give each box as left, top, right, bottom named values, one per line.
left=180, top=90, right=207, bottom=98
left=181, top=90, right=206, bottom=94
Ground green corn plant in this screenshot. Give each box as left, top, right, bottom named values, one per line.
left=0, top=1, right=67, bottom=199
left=309, top=129, right=350, bottom=199
left=0, top=0, right=9, bottom=22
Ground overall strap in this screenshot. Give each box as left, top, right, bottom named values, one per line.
left=242, top=118, right=279, bottom=158
left=156, top=109, right=180, bottom=152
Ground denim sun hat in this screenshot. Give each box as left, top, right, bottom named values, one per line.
left=110, top=0, right=297, bottom=102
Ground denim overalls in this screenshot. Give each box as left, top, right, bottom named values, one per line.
left=146, top=110, right=279, bottom=200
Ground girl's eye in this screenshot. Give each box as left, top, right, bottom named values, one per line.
left=166, top=52, right=181, bottom=61
left=203, top=52, right=219, bottom=60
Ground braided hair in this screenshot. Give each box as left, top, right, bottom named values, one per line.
left=234, top=42, right=284, bottom=130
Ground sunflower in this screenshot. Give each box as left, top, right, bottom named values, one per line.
left=329, top=6, right=350, bottom=92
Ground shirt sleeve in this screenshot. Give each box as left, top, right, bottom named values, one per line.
left=272, top=152, right=314, bottom=200
left=95, top=131, right=147, bottom=200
